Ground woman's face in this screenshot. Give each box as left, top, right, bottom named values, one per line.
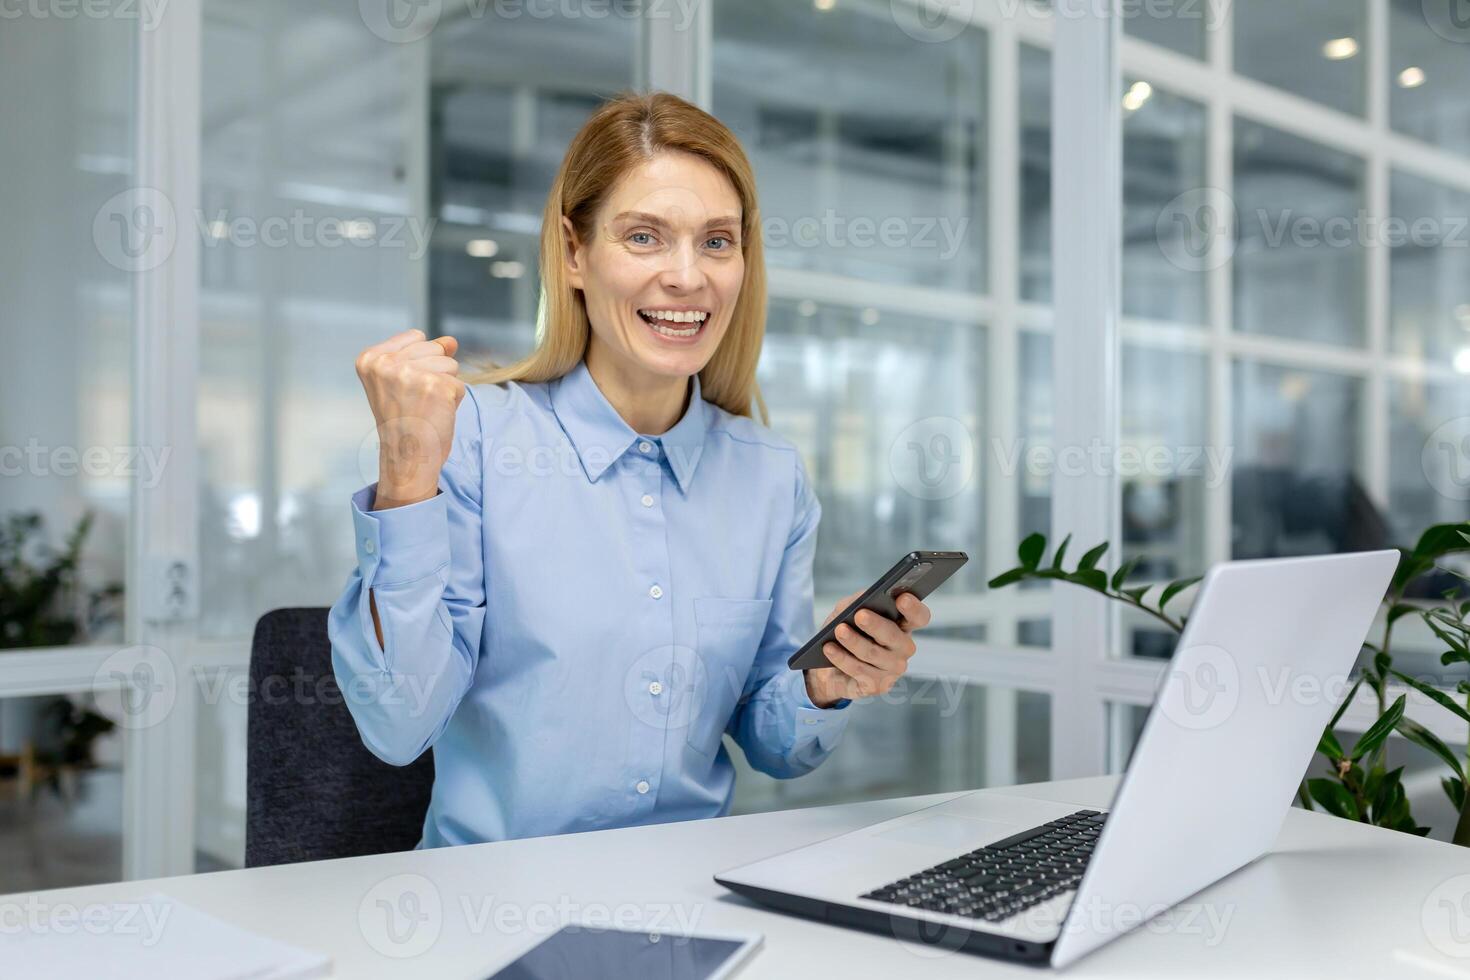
left=566, top=150, right=745, bottom=383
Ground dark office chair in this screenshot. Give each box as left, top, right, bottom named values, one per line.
left=245, top=607, right=434, bottom=868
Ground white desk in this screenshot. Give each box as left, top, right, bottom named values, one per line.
left=6, top=776, right=1470, bottom=978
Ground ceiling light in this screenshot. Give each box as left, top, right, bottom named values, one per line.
left=489, top=260, right=524, bottom=279
left=814, top=0, right=834, bottom=9
left=1397, top=66, right=1426, bottom=88
left=467, top=238, right=499, bottom=258
left=1322, top=37, right=1359, bottom=60
left=1122, top=81, right=1153, bottom=112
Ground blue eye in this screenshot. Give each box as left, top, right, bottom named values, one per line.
left=706, top=236, right=734, bottom=251
left=629, top=231, right=655, bottom=246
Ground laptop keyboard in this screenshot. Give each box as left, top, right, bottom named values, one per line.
left=859, top=809, right=1106, bottom=923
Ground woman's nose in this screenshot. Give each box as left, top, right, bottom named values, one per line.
left=658, top=241, right=707, bottom=292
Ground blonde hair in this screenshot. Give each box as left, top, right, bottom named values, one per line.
left=466, top=91, right=768, bottom=424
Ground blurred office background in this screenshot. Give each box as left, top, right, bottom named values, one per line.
left=1, top=0, right=1468, bottom=889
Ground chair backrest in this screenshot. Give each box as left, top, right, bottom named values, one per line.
left=245, top=607, right=434, bottom=868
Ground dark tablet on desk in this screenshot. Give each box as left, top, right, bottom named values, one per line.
left=483, top=924, right=762, bottom=980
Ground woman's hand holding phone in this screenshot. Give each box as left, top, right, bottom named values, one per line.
left=355, top=329, right=464, bottom=510
left=804, top=591, right=933, bottom=708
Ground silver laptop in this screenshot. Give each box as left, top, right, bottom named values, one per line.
left=715, top=550, right=1398, bottom=967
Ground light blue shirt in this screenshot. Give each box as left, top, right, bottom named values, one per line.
left=328, top=358, right=851, bottom=848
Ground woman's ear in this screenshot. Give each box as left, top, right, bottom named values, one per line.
left=562, top=216, right=585, bottom=290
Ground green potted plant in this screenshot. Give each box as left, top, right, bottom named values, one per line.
left=988, top=522, right=1470, bottom=843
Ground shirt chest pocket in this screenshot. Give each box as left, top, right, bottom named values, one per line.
left=687, top=597, right=774, bottom=758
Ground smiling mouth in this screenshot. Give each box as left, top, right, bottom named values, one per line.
left=637, top=308, right=709, bottom=339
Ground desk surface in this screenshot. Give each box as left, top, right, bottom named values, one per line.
left=6, top=776, right=1470, bottom=978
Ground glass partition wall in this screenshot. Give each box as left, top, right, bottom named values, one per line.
left=5, top=0, right=1469, bottom=886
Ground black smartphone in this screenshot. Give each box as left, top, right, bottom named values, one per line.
left=787, top=550, right=969, bottom=671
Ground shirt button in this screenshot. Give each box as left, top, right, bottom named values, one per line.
left=362, top=537, right=376, bottom=555
left=638, top=441, right=653, bottom=454
left=649, top=584, right=663, bottom=599
left=649, top=680, right=663, bottom=695
left=641, top=494, right=654, bottom=507
left=636, top=780, right=650, bottom=795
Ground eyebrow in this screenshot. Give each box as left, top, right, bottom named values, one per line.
left=611, top=210, right=742, bottom=230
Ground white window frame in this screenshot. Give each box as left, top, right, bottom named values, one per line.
left=13, top=0, right=1466, bottom=882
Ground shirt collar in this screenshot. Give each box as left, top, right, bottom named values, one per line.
left=550, top=359, right=707, bottom=492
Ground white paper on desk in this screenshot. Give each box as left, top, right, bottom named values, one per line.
left=0, top=891, right=331, bottom=980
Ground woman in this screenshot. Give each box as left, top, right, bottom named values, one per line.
left=329, top=92, right=934, bottom=849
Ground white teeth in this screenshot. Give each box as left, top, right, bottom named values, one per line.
left=640, top=309, right=708, bottom=324
left=649, top=319, right=701, bottom=338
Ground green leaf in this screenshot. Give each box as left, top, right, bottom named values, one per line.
left=987, top=568, right=1028, bottom=590
left=1327, top=675, right=1365, bottom=732
left=1051, top=534, right=1072, bottom=571
left=1363, top=764, right=1388, bottom=808
left=1111, top=556, right=1143, bottom=591
left=1386, top=602, right=1419, bottom=627
left=1444, top=776, right=1467, bottom=811
left=1158, top=576, right=1203, bottom=613
left=1388, top=670, right=1470, bottom=726
left=1396, top=717, right=1466, bottom=782
left=1120, top=586, right=1151, bottom=603
left=1077, top=542, right=1108, bottom=571
left=1068, top=569, right=1109, bottom=593
left=1307, top=778, right=1359, bottom=820
left=1317, top=728, right=1344, bottom=761
left=1349, top=694, right=1406, bottom=762
left=1018, top=533, right=1046, bottom=570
